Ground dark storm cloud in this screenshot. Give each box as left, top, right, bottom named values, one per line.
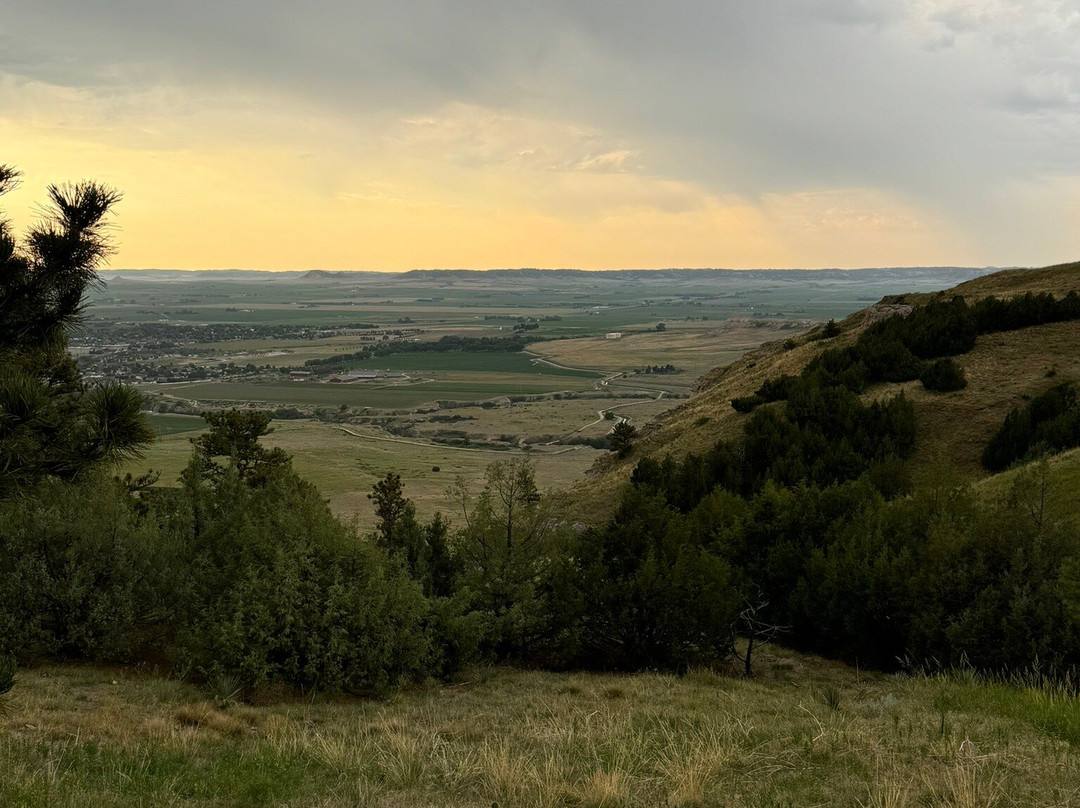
left=3, top=0, right=1079, bottom=247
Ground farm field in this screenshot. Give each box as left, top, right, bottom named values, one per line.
left=528, top=318, right=812, bottom=378
left=144, top=413, right=206, bottom=436
left=7, top=646, right=1080, bottom=807
left=93, top=268, right=995, bottom=511
left=335, top=351, right=602, bottom=376
left=126, top=417, right=603, bottom=527
left=143, top=373, right=599, bottom=410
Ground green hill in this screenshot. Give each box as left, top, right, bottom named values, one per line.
left=569, top=261, right=1080, bottom=519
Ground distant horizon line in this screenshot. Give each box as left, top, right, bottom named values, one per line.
left=106, top=265, right=1010, bottom=274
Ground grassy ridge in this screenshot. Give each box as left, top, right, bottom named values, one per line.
left=5, top=649, right=1080, bottom=807
left=568, top=265, right=1080, bottom=521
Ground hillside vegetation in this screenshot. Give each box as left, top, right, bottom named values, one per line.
left=572, top=261, right=1080, bottom=515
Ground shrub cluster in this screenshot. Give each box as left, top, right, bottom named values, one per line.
left=736, top=292, right=1080, bottom=413
left=687, top=385, right=914, bottom=500
left=602, top=449, right=1080, bottom=674
left=983, top=382, right=1080, bottom=471
left=0, top=423, right=438, bottom=694
left=919, top=357, right=968, bottom=392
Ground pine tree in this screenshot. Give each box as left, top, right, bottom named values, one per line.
left=610, top=421, right=638, bottom=458
left=190, top=409, right=290, bottom=485
left=0, top=165, right=153, bottom=497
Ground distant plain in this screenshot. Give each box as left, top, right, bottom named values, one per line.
left=104, top=268, right=993, bottom=524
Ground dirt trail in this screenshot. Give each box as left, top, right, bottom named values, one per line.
left=546, top=391, right=666, bottom=445
left=524, top=348, right=676, bottom=444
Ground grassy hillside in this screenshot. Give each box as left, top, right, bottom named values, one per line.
left=7, top=648, right=1080, bottom=807
left=905, top=259, right=1080, bottom=302
left=568, top=261, right=1080, bottom=520
left=975, top=445, right=1080, bottom=504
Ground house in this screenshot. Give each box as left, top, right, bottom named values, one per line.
left=328, top=369, right=380, bottom=383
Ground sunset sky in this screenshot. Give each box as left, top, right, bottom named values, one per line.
left=2, top=1, right=1079, bottom=271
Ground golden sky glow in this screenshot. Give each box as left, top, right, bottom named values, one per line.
left=3, top=2, right=1079, bottom=270
left=0, top=108, right=971, bottom=271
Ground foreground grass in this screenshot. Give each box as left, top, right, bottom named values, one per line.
left=6, top=648, right=1080, bottom=807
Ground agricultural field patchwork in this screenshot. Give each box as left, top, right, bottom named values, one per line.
left=98, top=268, right=993, bottom=504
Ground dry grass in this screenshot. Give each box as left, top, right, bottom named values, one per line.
left=905, top=260, right=1080, bottom=303
left=124, top=417, right=605, bottom=530
left=568, top=262, right=1080, bottom=523
left=5, top=648, right=1080, bottom=806
left=174, top=702, right=254, bottom=737
left=898, top=320, right=1080, bottom=476
left=528, top=318, right=809, bottom=379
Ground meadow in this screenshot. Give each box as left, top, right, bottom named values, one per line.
left=126, top=417, right=604, bottom=526
left=5, top=646, right=1080, bottom=807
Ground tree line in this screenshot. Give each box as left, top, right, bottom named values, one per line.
left=304, top=334, right=536, bottom=373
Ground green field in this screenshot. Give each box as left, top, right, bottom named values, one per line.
left=344, top=351, right=602, bottom=376
left=147, top=374, right=598, bottom=409
left=144, top=413, right=207, bottom=436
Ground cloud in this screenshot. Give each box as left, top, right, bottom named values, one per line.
left=573, top=150, right=639, bottom=173
left=1, top=1, right=1079, bottom=267
left=795, top=0, right=905, bottom=27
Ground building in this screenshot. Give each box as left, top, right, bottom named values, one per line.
left=328, top=369, right=380, bottom=383
left=605, top=332, right=622, bottom=340
left=326, top=369, right=407, bottom=383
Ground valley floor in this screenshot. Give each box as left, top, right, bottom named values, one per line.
left=6, top=647, right=1080, bottom=807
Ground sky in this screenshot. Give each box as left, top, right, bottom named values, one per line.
left=1, top=0, right=1079, bottom=271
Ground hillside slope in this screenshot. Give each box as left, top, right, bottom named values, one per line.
left=567, top=261, right=1080, bottom=520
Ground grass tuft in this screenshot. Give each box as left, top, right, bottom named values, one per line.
left=0, top=655, right=14, bottom=720
left=174, top=702, right=251, bottom=737
left=818, top=682, right=842, bottom=712
left=204, top=670, right=245, bottom=708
